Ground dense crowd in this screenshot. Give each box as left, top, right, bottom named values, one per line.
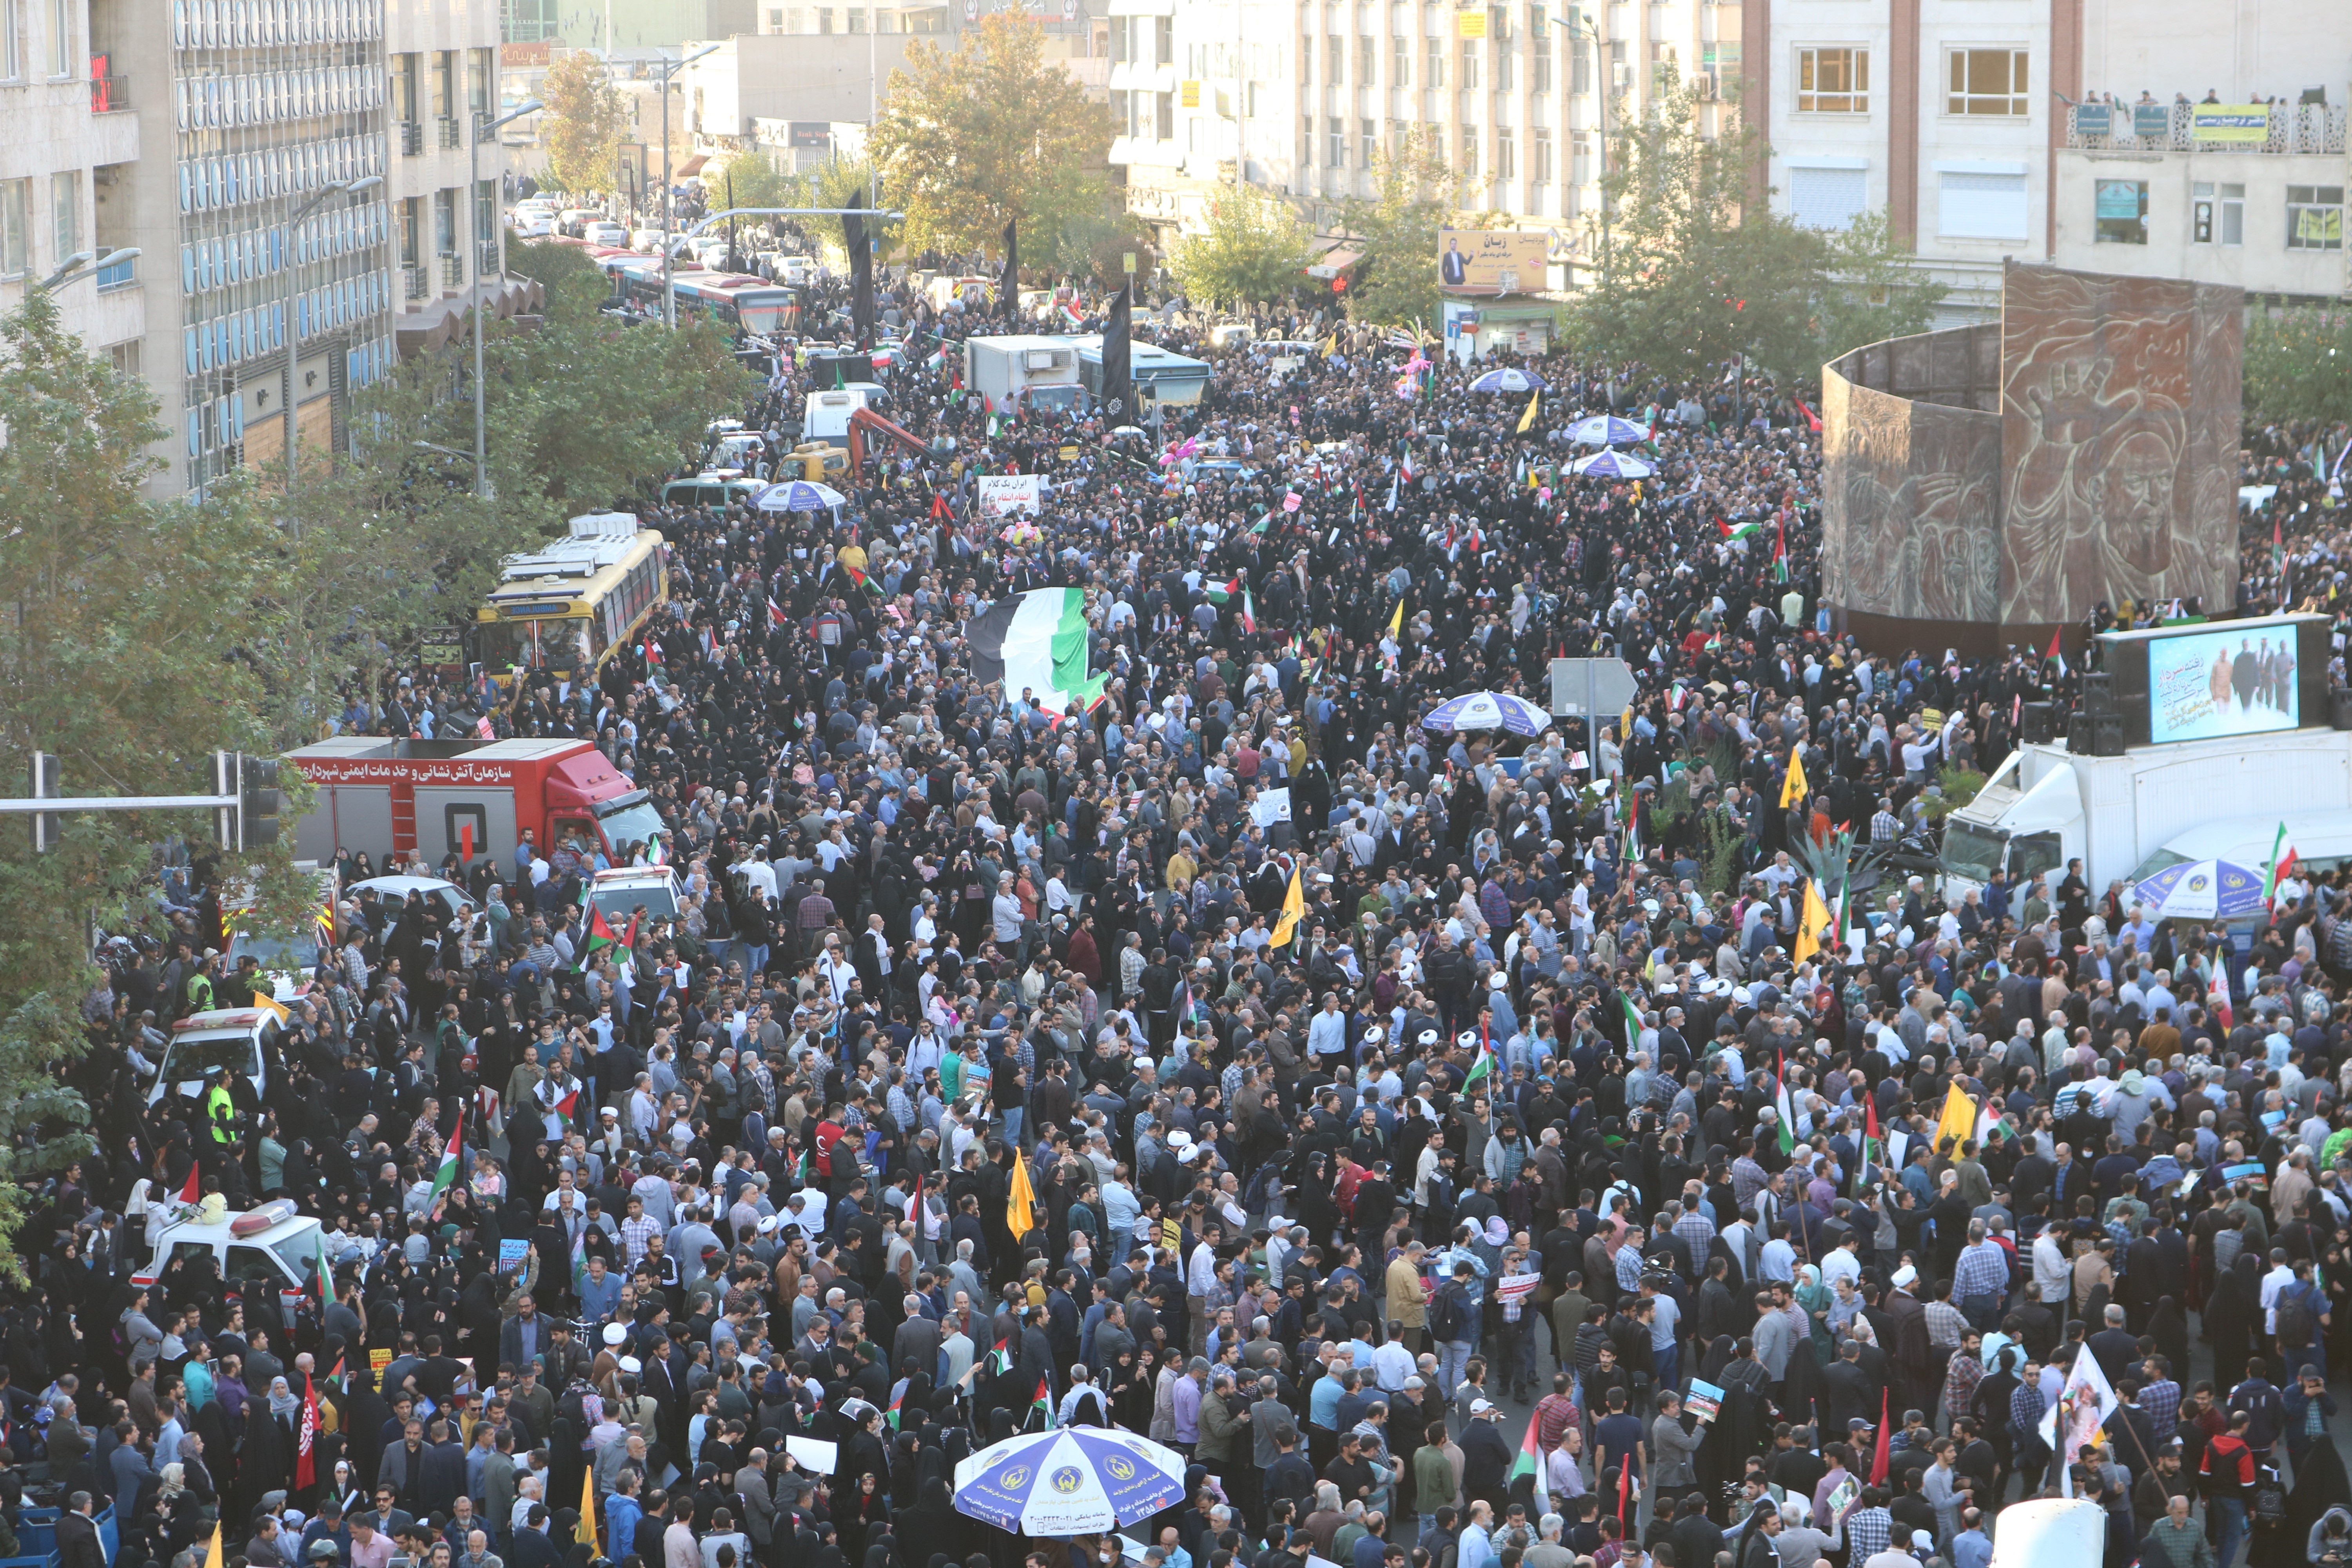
left=13, top=257, right=2352, bottom=1568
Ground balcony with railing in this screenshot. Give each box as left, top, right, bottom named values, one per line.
left=2066, top=98, right=2347, bottom=154
left=89, top=73, right=127, bottom=112
left=439, top=253, right=465, bottom=288
left=437, top=116, right=463, bottom=151
left=95, top=252, right=136, bottom=292
left=403, top=264, right=430, bottom=300
left=399, top=120, right=423, bottom=155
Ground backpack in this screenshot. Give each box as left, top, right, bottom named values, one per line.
left=1428, top=1282, right=1470, bottom=1344
left=2274, top=1283, right=2314, bottom=1348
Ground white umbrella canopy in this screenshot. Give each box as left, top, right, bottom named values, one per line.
left=755, top=479, right=847, bottom=511
left=951, top=1427, right=1191, bottom=1535
left=1566, top=414, right=1653, bottom=446
left=1422, top=690, right=1554, bottom=736
left=1571, top=449, right=1654, bottom=479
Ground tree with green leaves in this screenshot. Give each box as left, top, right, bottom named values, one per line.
left=2246, top=308, right=2352, bottom=427
left=868, top=13, right=1113, bottom=255
left=540, top=49, right=628, bottom=196
left=0, top=292, right=310, bottom=1279
left=1573, top=67, right=1942, bottom=385
left=801, top=154, right=899, bottom=267
left=1169, top=185, right=1314, bottom=310
left=1336, top=127, right=1465, bottom=330
left=468, top=242, right=754, bottom=509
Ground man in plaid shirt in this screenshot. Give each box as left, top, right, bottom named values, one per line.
left=1841, top=1491, right=1895, bottom=1564
left=2139, top=1356, right=2181, bottom=1436
left=1943, top=1330, right=1985, bottom=1427
left=1671, top=1201, right=1717, bottom=1268
left=620, top=1193, right=662, bottom=1263
left=1953, top=1222, right=2011, bottom=1329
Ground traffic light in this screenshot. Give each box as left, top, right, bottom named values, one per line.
left=29, top=752, right=58, bottom=853
left=240, top=755, right=281, bottom=849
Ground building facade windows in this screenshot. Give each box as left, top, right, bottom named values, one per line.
left=2286, top=185, right=2343, bottom=250
left=2092, top=177, right=2147, bottom=244
left=1797, top=47, right=1867, bottom=114
left=2191, top=181, right=2243, bottom=245
left=1945, top=49, right=2028, bottom=116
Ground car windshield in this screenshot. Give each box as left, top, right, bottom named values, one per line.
left=590, top=882, right=679, bottom=922
left=1940, top=819, right=2008, bottom=884
left=269, top=1227, right=321, bottom=1281
left=2125, top=847, right=2195, bottom=884
left=595, top=792, right=668, bottom=853
left=159, top=1034, right=258, bottom=1084
left=230, top=926, right=321, bottom=973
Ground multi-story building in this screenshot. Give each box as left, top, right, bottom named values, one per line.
left=1748, top=0, right=2351, bottom=318
left=383, top=0, right=505, bottom=354
left=0, top=0, right=146, bottom=375
left=1113, top=0, right=1733, bottom=286
left=2048, top=0, right=2347, bottom=301
left=503, top=0, right=755, bottom=51
left=116, top=0, right=398, bottom=491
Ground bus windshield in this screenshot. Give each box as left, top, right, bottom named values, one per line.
left=479, top=615, right=592, bottom=671
left=737, top=296, right=794, bottom=336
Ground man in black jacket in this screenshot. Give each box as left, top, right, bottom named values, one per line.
left=58, top=1494, right=103, bottom=1568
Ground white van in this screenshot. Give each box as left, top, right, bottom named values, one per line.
left=147, top=1008, right=272, bottom=1109
left=802, top=387, right=875, bottom=446
left=585, top=864, right=685, bottom=925
left=133, top=1200, right=326, bottom=1327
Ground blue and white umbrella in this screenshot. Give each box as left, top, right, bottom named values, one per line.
left=1468, top=367, right=1548, bottom=394
left=754, top=479, right=847, bottom=512
left=1422, top=690, right=1554, bottom=736
left=2128, top=858, right=2267, bottom=921
left=1567, top=414, right=1653, bottom=446
left=1571, top=448, right=1654, bottom=480
left=951, top=1427, right=1190, bottom=1535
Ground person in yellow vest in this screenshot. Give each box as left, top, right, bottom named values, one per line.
left=203, top=1069, right=238, bottom=1148
left=185, top=951, right=219, bottom=1014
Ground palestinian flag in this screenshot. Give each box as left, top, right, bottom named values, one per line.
left=1719, top=518, right=1761, bottom=541
left=989, top=1336, right=1014, bottom=1376
left=575, top=907, right=621, bottom=971
left=1773, top=516, right=1790, bottom=583
left=426, top=1105, right=465, bottom=1214
left=1862, top=1089, right=1884, bottom=1175
left=1509, top=1410, right=1541, bottom=1487
left=887, top=1386, right=904, bottom=1430
left=1249, top=512, right=1273, bottom=536
left=2044, top=626, right=2068, bottom=677
left=1029, top=1375, right=1053, bottom=1428
left=316, top=1237, right=333, bottom=1303
left=1773, top=1049, right=1799, bottom=1155
left=178, top=1161, right=202, bottom=1208
left=1204, top=576, right=1243, bottom=606
left=1463, top=1024, right=1495, bottom=1092
left=966, top=588, right=1109, bottom=715
left=2263, top=821, right=2298, bottom=908
left=642, top=635, right=664, bottom=665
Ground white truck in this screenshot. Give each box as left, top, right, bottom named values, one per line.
left=1939, top=726, right=2352, bottom=904
left=963, top=334, right=1087, bottom=417
left=1940, top=613, right=2340, bottom=906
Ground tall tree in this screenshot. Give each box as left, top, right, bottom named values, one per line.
left=0, top=293, right=305, bottom=1278
left=540, top=50, right=628, bottom=196
left=2246, top=308, right=2352, bottom=427
left=1336, top=127, right=1466, bottom=330
left=1573, top=67, right=1942, bottom=384
left=868, top=13, right=1113, bottom=254
left=1170, top=185, right=1314, bottom=310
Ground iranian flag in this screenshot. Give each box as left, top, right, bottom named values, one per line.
left=427, top=1105, right=465, bottom=1214
left=2206, top=967, right=2233, bottom=1031
left=1240, top=586, right=1258, bottom=634
left=1509, top=1411, right=1542, bottom=1488
left=966, top=588, right=1109, bottom=715
left=1773, top=1049, right=1798, bottom=1155
left=2263, top=820, right=2298, bottom=909
left=1617, top=990, right=1644, bottom=1047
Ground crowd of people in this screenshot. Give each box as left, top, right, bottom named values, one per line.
left=11, top=256, right=2352, bottom=1568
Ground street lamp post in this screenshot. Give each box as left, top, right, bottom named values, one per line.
left=659, top=43, right=724, bottom=329
left=1552, top=6, right=1608, bottom=289
left=34, top=246, right=140, bottom=293
left=280, top=174, right=382, bottom=505
left=471, top=98, right=544, bottom=500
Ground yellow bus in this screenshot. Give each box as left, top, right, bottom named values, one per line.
left=477, top=513, right=668, bottom=694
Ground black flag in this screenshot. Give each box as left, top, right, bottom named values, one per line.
left=1001, top=220, right=1020, bottom=323
left=1100, top=282, right=1132, bottom=425
left=844, top=212, right=875, bottom=349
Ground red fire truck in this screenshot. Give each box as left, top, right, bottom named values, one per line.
left=286, top=737, right=666, bottom=867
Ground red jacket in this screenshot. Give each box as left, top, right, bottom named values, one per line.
left=2199, top=1431, right=2254, bottom=1495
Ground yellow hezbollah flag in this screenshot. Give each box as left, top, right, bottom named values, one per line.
left=581, top=1465, right=601, bottom=1557
left=1387, top=595, right=1405, bottom=639
left=1518, top=389, right=1541, bottom=433
left=1780, top=749, right=1809, bottom=809
left=1793, top=880, right=1834, bottom=966
left=1934, top=1081, right=1977, bottom=1155
left=204, top=1519, right=224, bottom=1568
left=1271, top=859, right=1307, bottom=948
left=250, top=990, right=290, bottom=1026
left=1007, top=1148, right=1037, bottom=1240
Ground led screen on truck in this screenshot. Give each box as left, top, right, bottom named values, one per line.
left=2146, top=624, right=2300, bottom=744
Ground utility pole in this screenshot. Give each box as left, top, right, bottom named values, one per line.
left=1552, top=6, right=1608, bottom=289
left=659, top=43, right=723, bottom=328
